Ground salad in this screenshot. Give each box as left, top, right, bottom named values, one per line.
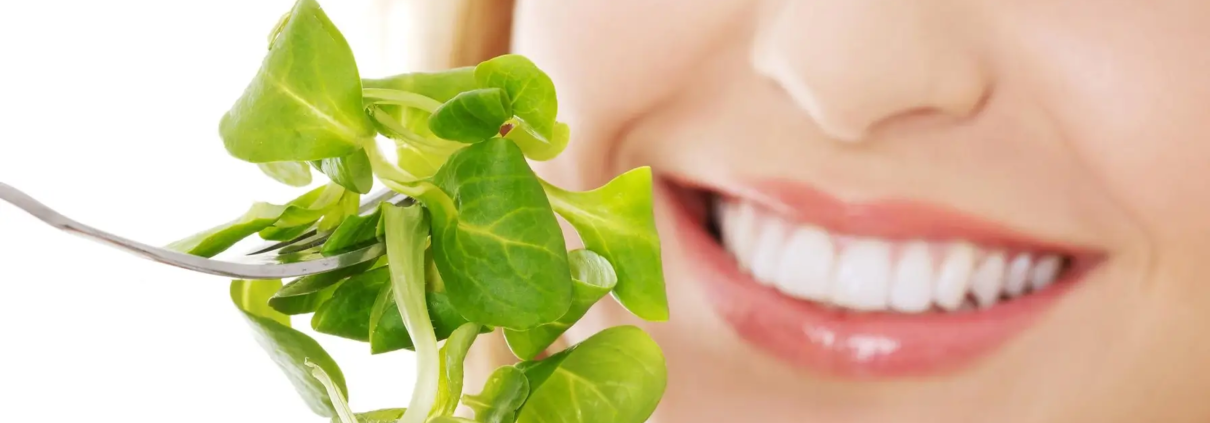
left=159, top=0, right=670, bottom=422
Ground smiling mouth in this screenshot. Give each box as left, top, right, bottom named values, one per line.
left=663, top=176, right=1102, bottom=378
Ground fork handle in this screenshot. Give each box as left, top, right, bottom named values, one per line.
left=0, top=181, right=383, bottom=279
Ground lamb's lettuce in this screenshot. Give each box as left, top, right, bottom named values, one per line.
left=124, top=1, right=672, bottom=421
left=515, top=326, right=667, bottom=423
left=463, top=366, right=530, bottom=423
left=541, top=167, right=669, bottom=321
left=219, top=0, right=374, bottom=163
left=231, top=279, right=347, bottom=418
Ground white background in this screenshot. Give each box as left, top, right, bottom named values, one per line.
left=0, top=1, right=426, bottom=421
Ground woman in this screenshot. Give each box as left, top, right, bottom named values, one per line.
left=413, top=1, right=1210, bottom=422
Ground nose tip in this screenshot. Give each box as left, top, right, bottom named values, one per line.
left=752, top=1, right=990, bottom=142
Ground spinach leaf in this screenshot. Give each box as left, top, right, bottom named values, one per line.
left=425, top=138, right=573, bottom=330
left=514, top=326, right=667, bottom=423
left=474, top=55, right=557, bottom=141
left=463, top=366, right=530, bottom=423
left=540, top=167, right=669, bottom=321
left=230, top=279, right=348, bottom=418
left=310, top=148, right=373, bottom=194
left=504, top=249, right=618, bottom=360
left=428, top=88, right=512, bottom=143
left=432, top=323, right=482, bottom=418
left=258, top=161, right=313, bottom=187
left=331, top=408, right=407, bottom=423
left=219, top=0, right=375, bottom=163
left=269, top=259, right=378, bottom=315
left=322, top=206, right=382, bottom=255
left=166, top=202, right=287, bottom=257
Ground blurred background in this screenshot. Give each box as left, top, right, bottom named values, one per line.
left=0, top=0, right=453, bottom=420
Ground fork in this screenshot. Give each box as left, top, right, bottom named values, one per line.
left=0, top=181, right=404, bottom=279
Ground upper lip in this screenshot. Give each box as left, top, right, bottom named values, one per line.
left=694, top=176, right=1098, bottom=257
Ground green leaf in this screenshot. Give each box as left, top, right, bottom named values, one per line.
left=322, top=206, right=383, bottom=255
left=310, top=148, right=373, bottom=194
left=166, top=202, right=286, bottom=257
left=514, top=326, right=667, bottom=423
left=370, top=289, right=487, bottom=354
left=311, top=267, right=391, bottom=342
left=463, top=366, right=530, bottom=423
left=367, top=106, right=465, bottom=182
left=231, top=279, right=292, bottom=327
left=433, top=323, right=482, bottom=418
left=428, top=88, right=512, bottom=143
left=430, top=417, right=476, bottom=423
left=318, top=190, right=359, bottom=233
left=259, top=184, right=345, bottom=240
left=220, top=0, right=374, bottom=163
left=258, top=161, right=313, bottom=187
left=540, top=167, right=668, bottom=321
left=270, top=259, right=379, bottom=315
left=331, top=408, right=407, bottom=423
left=425, top=138, right=573, bottom=330
left=503, top=119, right=569, bottom=162
left=230, top=279, right=348, bottom=418
left=504, top=249, right=618, bottom=360
left=475, top=55, right=557, bottom=140
left=363, top=68, right=478, bottom=131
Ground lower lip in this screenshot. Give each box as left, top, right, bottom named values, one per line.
left=667, top=183, right=1087, bottom=379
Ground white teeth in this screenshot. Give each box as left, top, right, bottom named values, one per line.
left=934, top=243, right=977, bottom=311
left=1030, top=255, right=1063, bottom=291
left=729, top=201, right=758, bottom=270
left=1004, top=254, right=1033, bottom=297
left=772, top=226, right=835, bottom=301
left=830, top=239, right=893, bottom=311
left=716, top=199, right=1069, bottom=314
left=749, top=215, right=789, bottom=286
left=971, top=252, right=1007, bottom=308
left=889, top=242, right=934, bottom=313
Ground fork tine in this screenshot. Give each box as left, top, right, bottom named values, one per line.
left=242, top=187, right=404, bottom=256
left=0, top=181, right=392, bottom=279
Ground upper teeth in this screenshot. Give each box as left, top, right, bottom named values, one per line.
left=716, top=199, right=1066, bottom=313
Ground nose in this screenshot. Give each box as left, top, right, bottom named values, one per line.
left=752, top=1, right=991, bottom=142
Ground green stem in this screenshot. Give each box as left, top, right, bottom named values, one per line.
left=363, top=88, right=442, bottom=113
left=361, top=137, right=422, bottom=183
left=305, top=359, right=359, bottom=423
left=380, top=179, right=456, bottom=229
left=382, top=204, right=439, bottom=423
left=370, top=107, right=463, bottom=155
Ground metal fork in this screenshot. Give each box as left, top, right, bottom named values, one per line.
left=0, top=182, right=404, bottom=279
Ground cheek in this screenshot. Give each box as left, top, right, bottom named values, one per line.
left=1014, top=6, right=1210, bottom=251
left=512, top=0, right=752, bottom=190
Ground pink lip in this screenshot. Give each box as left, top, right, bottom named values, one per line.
left=666, top=177, right=1100, bottom=378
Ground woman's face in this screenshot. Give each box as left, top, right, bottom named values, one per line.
left=512, top=1, right=1210, bottom=422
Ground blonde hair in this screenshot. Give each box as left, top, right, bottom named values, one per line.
left=388, top=0, right=570, bottom=391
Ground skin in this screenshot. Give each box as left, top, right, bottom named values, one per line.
left=509, top=1, right=1210, bottom=422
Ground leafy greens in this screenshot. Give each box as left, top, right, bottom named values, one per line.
left=155, top=1, right=673, bottom=422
